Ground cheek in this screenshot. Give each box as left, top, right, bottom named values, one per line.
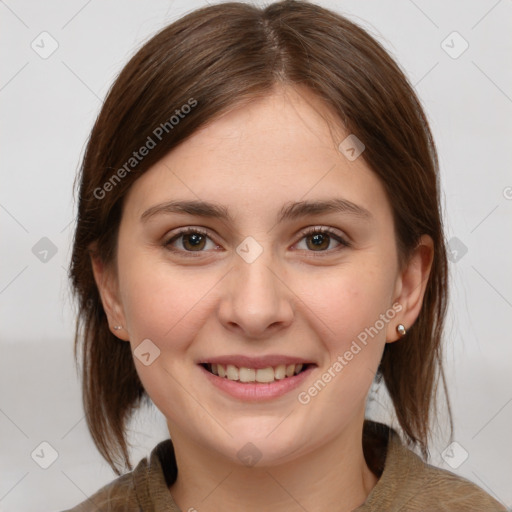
left=119, top=250, right=217, bottom=343
left=116, top=254, right=217, bottom=414
left=292, top=269, right=392, bottom=416
left=293, top=261, right=395, bottom=409
left=304, top=262, right=393, bottom=349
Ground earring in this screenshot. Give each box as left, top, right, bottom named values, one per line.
left=113, top=325, right=123, bottom=331
left=396, top=324, right=407, bottom=337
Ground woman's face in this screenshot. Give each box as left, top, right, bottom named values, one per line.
left=98, top=85, right=427, bottom=466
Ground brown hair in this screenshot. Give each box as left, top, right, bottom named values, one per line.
left=70, top=0, right=452, bottom=475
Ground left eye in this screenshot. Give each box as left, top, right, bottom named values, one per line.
left=163, top=227, right=350, bottom=255
left=295, top=227, right=350, bottom=252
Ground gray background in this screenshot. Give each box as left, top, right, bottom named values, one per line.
left=1, top=0, right=511, bottom=510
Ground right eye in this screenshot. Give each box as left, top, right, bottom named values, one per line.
left=163, top=227, right=222, bottom=256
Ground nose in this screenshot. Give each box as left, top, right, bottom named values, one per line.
left=217, top=247, right=294, bottom=339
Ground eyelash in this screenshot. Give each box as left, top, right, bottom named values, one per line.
left=163, top=226, right=351, bottom=257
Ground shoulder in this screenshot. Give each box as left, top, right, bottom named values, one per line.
left=411, top=458, right=507, bottom=511
left=60, top=440, right=167, bottom=512
left=60, top=471, right=139, bottom=512
left=360, top=423, right=507, bottom=511
left=61, top=439, right=177, bottom=512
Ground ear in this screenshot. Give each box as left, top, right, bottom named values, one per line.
left=89, top=244, right=129, bottom=341
left=386, top=234, right=434, bottom=343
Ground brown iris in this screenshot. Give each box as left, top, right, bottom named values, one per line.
left=181, top=232, right=206, bottom=251
left=306, top=232, right=330, bottom=251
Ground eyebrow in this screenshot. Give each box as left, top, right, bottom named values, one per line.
left=140, top=198, right=373, bottom=224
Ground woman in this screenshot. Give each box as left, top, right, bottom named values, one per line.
left=65, top=1, right=507, bottom=510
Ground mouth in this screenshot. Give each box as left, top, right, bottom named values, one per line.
left=197, top=355, right=316, bottom=400
left=201, top=362, right=312, bottom=384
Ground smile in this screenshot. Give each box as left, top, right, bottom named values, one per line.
left=202, top=362, right=309, bottom=383
left=198, top=356, right=316, bottom=401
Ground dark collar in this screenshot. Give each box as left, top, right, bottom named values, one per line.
left=154, top=419, right=395, bottom=487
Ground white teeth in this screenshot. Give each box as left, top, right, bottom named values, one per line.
left=274, top=364, right=286, bottom=380
left=239, top=367, right=256, bottom=382
left=226, top=364, right=239, bottom=381
left=256, top=367, right=275, bottom=383
left=208, top=363, right=307, bottom=383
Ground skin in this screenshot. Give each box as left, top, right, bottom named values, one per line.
left=92, top=84, right=433, bottom=512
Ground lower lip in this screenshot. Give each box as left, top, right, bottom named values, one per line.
left=199, top=365, right=315, bottom=401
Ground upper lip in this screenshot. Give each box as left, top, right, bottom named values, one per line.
left=198, top=355, right=315, bottom=369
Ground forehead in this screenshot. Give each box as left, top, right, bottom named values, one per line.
left=177, top=86, right=345, bottom=168
left=123, top=85, right=393, bottom=228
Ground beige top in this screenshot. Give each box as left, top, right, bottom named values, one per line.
left=63, top=421, right=507, bottom=511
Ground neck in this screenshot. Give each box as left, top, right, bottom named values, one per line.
left=168, top=417, right=379, bottom=512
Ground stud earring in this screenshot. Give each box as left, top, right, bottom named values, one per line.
left=396, top=324, right=407, bottom=337
left=113, top=325, right=123, bottom=331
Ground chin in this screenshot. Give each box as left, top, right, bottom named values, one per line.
left=216, top=422, right=315, bottom=468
